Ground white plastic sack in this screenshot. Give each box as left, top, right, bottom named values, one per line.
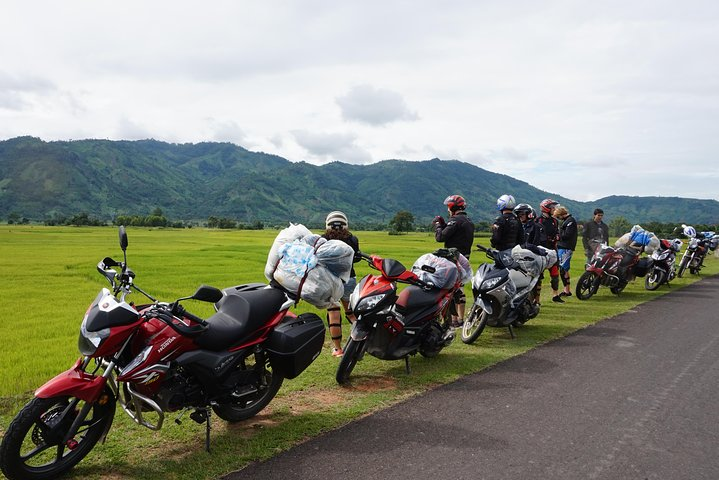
left=510, top=245, right=555, bottom=277
left=411, top=254, right=459, bottom=289
left=457, top=253, right=473, bottom=284
left=297, top=265, right=345, bottom=309
left=315, top=240, right=355, bottom=282
left=264, top=223, right=354, bottom=308
left=264, top=223, right=314, bottom=280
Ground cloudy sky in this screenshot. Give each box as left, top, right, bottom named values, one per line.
left=2, top=0, right=718, bottom=202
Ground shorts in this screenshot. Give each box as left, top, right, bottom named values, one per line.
left=557, top=248, right=573, bottom=271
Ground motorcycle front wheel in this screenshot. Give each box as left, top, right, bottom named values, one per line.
left=645, top=269, right=665, bottom=290
left=212, top=353, right=284, bottom=422
left=677, top=256, right=689, bottom=278
left=461, top=304, right=488, bottom=344
left=576, top=271, right=598, bottom=300
left=0, top=393, right=115, bottom=480
left=336, top=338, right=366, bottom=385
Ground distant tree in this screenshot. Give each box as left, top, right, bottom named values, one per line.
left=389, top=210, right=414, bottom=233
left=7, top=212, right=20, bottom=224
left=151, top=207, right=163, bottom=217
left=609, top=216, right=632, bottom=236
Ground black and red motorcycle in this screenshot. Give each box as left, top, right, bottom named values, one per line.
left=335, top=253, right=459, bottom=384
left=0, top=227, right=325, bottom=480
left=575, top=244, right=643, bottom=299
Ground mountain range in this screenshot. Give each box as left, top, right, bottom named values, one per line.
left=1, top=136, right=717, bottom=226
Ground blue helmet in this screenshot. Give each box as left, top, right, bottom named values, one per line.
left=496, top=194, right=516, bottom=211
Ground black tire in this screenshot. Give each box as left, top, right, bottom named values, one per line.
left=576, top=271, right=598, bottom=300
left=336, top=338, right=365, bottom=385
left=212, top=352, right=284, bottom=422
left=461, top=305, right=488, bottom=344
left=0, top=393, right=115, bottom=480
left=645, top=269, right=666, bottom=291
left=678, top=256, right=689, bottom=278
left=610, top=283, right=626, bottom=295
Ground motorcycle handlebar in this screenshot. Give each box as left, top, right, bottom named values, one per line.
left=148, top=305, right=208, bottom=337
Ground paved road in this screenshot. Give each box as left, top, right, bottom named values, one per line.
left=224, top=275, right=719, bottom=480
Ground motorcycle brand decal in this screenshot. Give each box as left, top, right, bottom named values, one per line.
left=158, top=337, right=175, bottom=353
left=142, top=372, right=161, bottom=384
left=215, top=354, right=236, bottom=372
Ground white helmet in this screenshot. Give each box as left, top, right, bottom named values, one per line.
left=671, top=239, right=683, bottom=252
left=682, top=225, right=696, bottom=238
left=496, top=194, right=516, bottom=211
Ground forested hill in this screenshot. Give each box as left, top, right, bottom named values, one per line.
left=1, top=136, right=717, bottom=226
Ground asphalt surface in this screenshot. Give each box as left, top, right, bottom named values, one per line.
left=223, top=275, right=719, bottom=480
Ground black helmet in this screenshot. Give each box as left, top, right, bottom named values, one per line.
left=513, top=203, right=532, bottom=216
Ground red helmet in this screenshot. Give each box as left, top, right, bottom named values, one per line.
left=540, top=198, right=558, bottom=214
left=443, top=195, right=466, bottom=211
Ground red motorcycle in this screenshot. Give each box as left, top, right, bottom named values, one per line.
left=0, top=227, right=325, bottom=480
left=576, top=244, right=642, bottom=299
left=335, top=252, right=460, bottom=384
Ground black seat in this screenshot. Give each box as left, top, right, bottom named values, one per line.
left=195, top=287, right=288, bottom=351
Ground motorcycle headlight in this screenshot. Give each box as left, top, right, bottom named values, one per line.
left=78, top=314, right=110, bottom=355
left=481, top=276, right=502, bottom=290
left=355, top=293, right=387, bottom=312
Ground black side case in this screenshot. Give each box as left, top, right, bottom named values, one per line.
left=266, top=313, right=325, bottom=379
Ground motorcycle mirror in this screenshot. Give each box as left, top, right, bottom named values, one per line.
left=381, top=258, right=407, bottom=279
left=118, top=226, right=128, bottom=251
left=191, top=285, right=224, bottom=303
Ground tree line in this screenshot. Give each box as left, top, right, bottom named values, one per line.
left=5, top=209, right=716, bottom=237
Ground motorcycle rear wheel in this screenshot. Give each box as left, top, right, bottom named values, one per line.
left=576, top=271, right=598, bottom=300
left=336, top=338, right=366, bottom=385
left=610, top=283, right=626, bottom=295
left=212, top=354, right=284, bottom=422
left=0, top=393, right=115, bottom=480
left=645, top=269, right=665, bottom=291
left=461, top=305, right=488, bottom=345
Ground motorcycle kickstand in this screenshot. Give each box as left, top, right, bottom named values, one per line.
left=205, top=408, right=212, bottom=453
left=405, top=356, right=411, bottom=375
left=190, top=407, right=212, bottom=452
left=507, top=325, right=515, bottom=339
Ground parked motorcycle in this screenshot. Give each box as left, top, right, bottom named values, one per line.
left=335, top=252, right=460, bottom=384
left=576, top=245, right=642, bottom=299
left=677, top=235, right=708, bottom=277
left=0, top=227, right=325, bottom=480
left=644, top=239, right=682, bottom=290
left=461, top=244, right=556, bottom=344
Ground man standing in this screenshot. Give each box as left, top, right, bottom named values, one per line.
left=491, top=194, right=524, bottom=253
left=535, top=198, right=561, bottom=303
left=582, top=208, right=609, bottom=264
left=554, top=205, right=578, bottom=299
left=433, top=194, right=475, bottom=327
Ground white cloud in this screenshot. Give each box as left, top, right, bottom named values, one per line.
left=336, top=85, right=419, bottom=126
